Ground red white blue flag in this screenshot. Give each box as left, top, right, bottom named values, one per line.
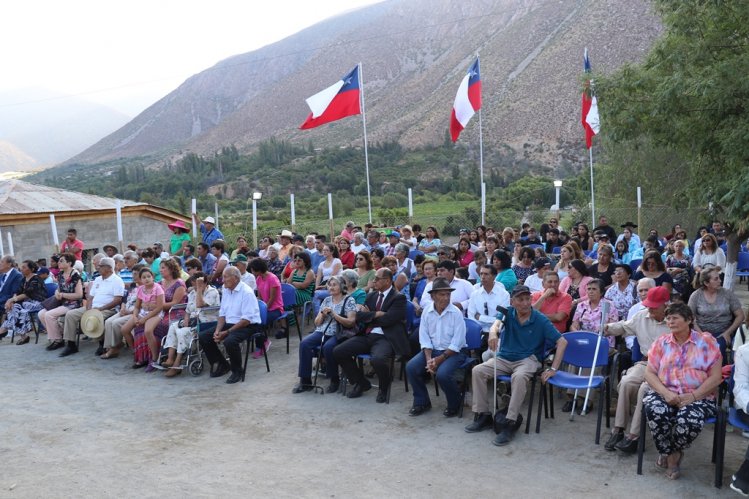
left=450, top=58, right=482, bottom=142
left=300, top=66, right=361, bottom=129
left=581, top=48, right=600, bottom=149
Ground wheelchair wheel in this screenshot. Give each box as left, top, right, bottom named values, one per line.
left=189, top=358, right=203, bottom=376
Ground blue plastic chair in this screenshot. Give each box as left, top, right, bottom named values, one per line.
left=29, top=282, right=59, bottom=343
left=526, top=244, right=543, bottom=250
left=540, top=331, right=611, bottom=444
left=409, top=249, right=424, bottom=261
left=629, top=259, right=642, bottom=273
left=552, top=246, right=562, bottom=255
left=736, top=252, right=749, bottom=291
left=280, top=283, right=303, bottom=354
left=241, top=300, right=270, bottom=380
left=456, top=318, right=484, bottom=417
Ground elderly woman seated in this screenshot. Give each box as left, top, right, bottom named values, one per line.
left=643, top=302, right=723, bottom=480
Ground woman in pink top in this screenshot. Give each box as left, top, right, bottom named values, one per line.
left=250, top=258, right=283, bottom=324
left=643, top=302, right=722, bottom=480
left=121, top=268, right=165, bottom=370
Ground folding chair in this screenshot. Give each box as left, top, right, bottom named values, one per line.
left=735, top=252, right=749, bottom=291
left=241, top=300, right=270, bottom=380
left=280, top=283, right=303, bottom=354
left=456, top=318, right=483, bottom=417
left=538, top=331, right=611, bottom=444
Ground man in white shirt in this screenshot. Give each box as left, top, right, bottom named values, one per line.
left=198, top=266, right=262, bottom=384
left=467, top=264, right=510, bottom=333
left=421, top=261, right=473, bottom=312
left=60, top=257, right=124, bottom=357
left=406, top=278, right=467, bottom=417
left=231, top=254, right=256, bottom=290
left=523, top=258, right=551, bottom=293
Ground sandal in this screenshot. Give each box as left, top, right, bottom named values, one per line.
left=15, top=334, right=30, bottom=345
left=131, top=361, right=148, bottom=369
left=100, top=350, right=119, bottom=359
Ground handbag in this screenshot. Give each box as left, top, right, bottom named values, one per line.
left=335, top=296, right=358, bottom=341
left=41, top=295, right=62, bottom=311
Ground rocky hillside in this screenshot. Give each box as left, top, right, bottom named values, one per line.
left=65, top=0, right=662, bottom=168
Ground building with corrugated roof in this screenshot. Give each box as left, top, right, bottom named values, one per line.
left=0, top=180, right=191, bottom=264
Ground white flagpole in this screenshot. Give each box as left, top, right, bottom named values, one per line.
left=0, top=227, right=5, bottom=257
left=191, top=199, right=198, bottom=238
left=359, top=62, right=373, bottom=224
left=115, top=200, right=124, bottom=253
left=214, top=202, right=219, bottom=231
left=481, top=182, right=486, bottom=225
left=50, top=214, right=60, bottom=251
left=589, top=146, right=595, bottom=224
left=479, top=108, right=485, bottom=226
left=7, top=232, right=13, bottom=255
left=290, top=193, right=296, bottom=233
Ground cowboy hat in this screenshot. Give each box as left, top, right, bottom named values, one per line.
left=278, top=229, right=293, bottom=239
left=429, top=277, right=455, bottom=294
left=168, top=220, right=189, bottom=231
left=620, top=221, right=638, bottom=228
left=80, top=309, right=105, bottom=339
left=102, top=244, right=118, bottom=252
left=203, top=216, right=216, bottom=225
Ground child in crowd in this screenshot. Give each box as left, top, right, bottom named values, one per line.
left=121, top=268, right=165, bottom=370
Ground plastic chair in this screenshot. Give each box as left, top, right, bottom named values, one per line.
left=29, top=283, right=59, bottom=344
left=736, top=252, right=749, bottom=291
left=456, top=318, right=484, bottom=417
left=280, top=283, right=303, bottom=354
left=526, top=244, right=543, bottom=250
left=241, top=300, right=270, bottom=380
left=538, top=331, right=611, bottom=444
left=552, top=246, right=562, bottom=255
left=409, top=249, right=424, bottom=261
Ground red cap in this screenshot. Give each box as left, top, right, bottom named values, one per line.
left=642, top=286, right=670, bottom=308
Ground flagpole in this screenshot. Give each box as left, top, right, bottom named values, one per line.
left=359, top=62, right=373, bottom=224
left=589, top=146, right=595, bottom=223
left=479, top=108, right=485, bottom=226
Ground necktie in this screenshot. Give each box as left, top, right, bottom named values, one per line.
left=375, top=292, right=384, bottom=311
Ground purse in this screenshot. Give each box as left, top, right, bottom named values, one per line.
left=41, top=295, right=62, bottom=311
left=335, top=296, right=358, bottom=341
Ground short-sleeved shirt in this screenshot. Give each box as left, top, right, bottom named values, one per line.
left=137, top=283, right=165, bottom=312
left=531, top=290, right=572, bottom=333
left=647, top=330, right=721, bottom=395
left=498, top=307, right=561, bottom=362
left=89, top=274, right=125, bottom=309
left=495, top=268, right=518, bottom=293
left=170, top=233, right=191, bottom=255
left=61, top=239, right=84, bottom=260
left=604, top=280, right=637, bottom=320
left=573, top=298, right=618, bottom=347
left=688, top=287, right=743, bottom=337
left=255, top=272, right=284, bottom=313
left=315, top=294, right=358, bottom=337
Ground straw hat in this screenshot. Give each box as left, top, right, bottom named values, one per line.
left=168, top=220, right=189, bottom=232
left=80, top=309, right=105, bottom=339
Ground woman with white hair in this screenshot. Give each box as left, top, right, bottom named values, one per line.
left=351, top=232, right=367, bottom=254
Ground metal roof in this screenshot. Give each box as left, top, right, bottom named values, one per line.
left=0, top=180, right=145, bottom=215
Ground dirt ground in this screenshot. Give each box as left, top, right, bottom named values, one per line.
left=3, top=287, right=748, bottom=498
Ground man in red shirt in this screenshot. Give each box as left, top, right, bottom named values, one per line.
left=60, top=228, right=84, bottom=261
left=531, top=271, right=572, bottom=333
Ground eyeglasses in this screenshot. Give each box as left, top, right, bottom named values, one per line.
left=436, top=252, right=446, bottom=256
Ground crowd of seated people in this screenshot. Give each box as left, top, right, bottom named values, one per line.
left=3, top=215, right=749, bottom=482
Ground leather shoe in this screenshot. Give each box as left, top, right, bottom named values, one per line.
left=326, top=381, right=340, bottom=394
left=94, top=345, right=105, bottom=356
left=226, top=372, right=242, bottom=384
left=46, top=340, right=65, bottom=351
left=292, top=383, right=314, bottom=394
left=409, top=403, right=432, bottom=416
left=59, top=344, right=79, bottom=357
left=210, top=363, right=230, bottom=378
left=376, top=389, right=388, bottom=403
left=604, top=431, right=624, bottom=451
left=465, top=413, right=493, bottom=433
left=346, top=380, right=372, bottom=398
left=443, top=407, right=460, bottom=418
left=615, top=436, right=638, bottom=454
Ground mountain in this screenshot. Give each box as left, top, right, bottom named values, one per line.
left=0, top=88, right=130, bottom=170
left=66, top=0, right=662, bottom=167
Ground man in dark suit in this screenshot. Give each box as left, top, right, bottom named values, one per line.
left=333, top=268, right=409, bottom=403
left=0, top=255, right=23, bottom=338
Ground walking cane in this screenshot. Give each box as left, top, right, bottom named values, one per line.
left=581, top=300, right=610, bottom=415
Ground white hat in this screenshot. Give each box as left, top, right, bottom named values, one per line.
left=80, top=309, right=105, bottom=339
left=278, top=229, right=293, bottom=239
left=204, top=216, right=216, bottom=224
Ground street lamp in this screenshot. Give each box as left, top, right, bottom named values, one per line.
left=252, top=192, right=262, bottom=250
left=553, top=180, right=563, bottom=219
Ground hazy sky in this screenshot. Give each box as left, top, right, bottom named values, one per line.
left=1, top=0, right=382, bottom=116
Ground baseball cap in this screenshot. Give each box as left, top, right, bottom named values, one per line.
left=511, top=285, right=532, bottom=298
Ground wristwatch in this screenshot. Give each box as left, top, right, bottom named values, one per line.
left=546, top=367, right=558, bottom=372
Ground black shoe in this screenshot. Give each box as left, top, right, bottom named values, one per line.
left=46, top=340, right=65, bottom=351
left=443, top=407, right=460, bottom=418
left=605, top=431, right=624, bottom=451
left=615, top=436, right=638, bottom=454
left=0, top=332, right=7, bottom=339
left=59, top=344, right=79, bottom=357
left=409, top=403, right=432, bottom=416
left=94, top=345, right=105, bottom=356
left=292, top=383, right=314, bottom=394
left=274, top=330, right=287, bottom=339
left=346, top=380, right=372, bottom=399
left=210, top=363, right=230, bottom=378
left=493, top=415, right=522, bottom=446
left=561, top=399, right=575, bottom=412
left=731, top=476, right=749, bottom=497
left=226, top=372, right=242, bottom=384
left=465, top=413, right=493, bottom=433
left=326, top=381, right=340, bottom=394
left=376, top=388, right=388, bottom=403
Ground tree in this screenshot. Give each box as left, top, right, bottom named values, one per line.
left=598, top=0, right=749, bottom=279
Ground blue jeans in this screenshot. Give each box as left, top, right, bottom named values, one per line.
left=406, top=350, right=466, bottom=410
left=298, top=330, right=339, bottom=380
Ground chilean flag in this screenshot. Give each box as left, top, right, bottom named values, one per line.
left=300, top=66, right=361, bottom=129
left=581, top=48, right=600, bottom=149
left=450, top=58, right=482, bottom=142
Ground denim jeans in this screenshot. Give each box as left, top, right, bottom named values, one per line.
left=298, top=330, right=339, bottom=380
left=406, top=350, right=466, bottom=411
